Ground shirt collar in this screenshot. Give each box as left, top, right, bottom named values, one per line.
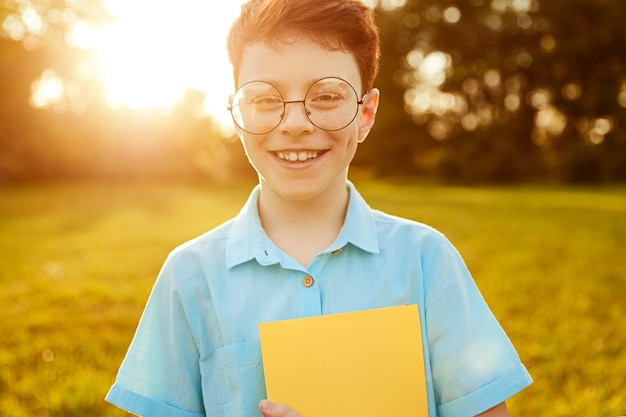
left=333, top=181, right=380, bottom=255
left=225, top=181, right=379, bottom=269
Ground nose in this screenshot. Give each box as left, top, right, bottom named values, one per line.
left=278, top=100, right=315, bottom=135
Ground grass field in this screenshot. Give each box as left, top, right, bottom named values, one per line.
left=1, top=179, right=625, bottom=416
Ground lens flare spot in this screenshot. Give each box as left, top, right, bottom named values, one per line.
left=42, top=349, right=55, bottom=362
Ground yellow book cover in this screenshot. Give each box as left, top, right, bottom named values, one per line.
left=259, top=304, right=427, bottom=417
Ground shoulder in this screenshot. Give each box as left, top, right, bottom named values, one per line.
left=368, top=208, right=468, bottom=279
left=371, top=209, right=449, bottom=248
left=346, top=182, right=452, bottom=258
left=166, top=218, right=235, bottom=265
left=149, top=218, right=239, bottom=300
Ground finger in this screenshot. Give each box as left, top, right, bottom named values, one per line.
left=259, top=399, right=303, bottom=417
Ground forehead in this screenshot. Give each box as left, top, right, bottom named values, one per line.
left=236, top=38, right=362, bottom=92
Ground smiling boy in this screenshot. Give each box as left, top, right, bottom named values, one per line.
left=106, top=1, right=532, bottom=416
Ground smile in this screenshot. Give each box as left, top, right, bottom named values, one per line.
left=276, top=151, right=322, bottom=162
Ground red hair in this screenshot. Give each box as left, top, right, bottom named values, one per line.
left=227, top=0, right=380, bottom=92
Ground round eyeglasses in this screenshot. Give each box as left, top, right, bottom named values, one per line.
left=228, top=77, right=366, bottom=135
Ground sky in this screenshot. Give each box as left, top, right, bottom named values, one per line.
left=28, top=1, right=398, bottom=132
left=92, top=0, right=246, bottom=129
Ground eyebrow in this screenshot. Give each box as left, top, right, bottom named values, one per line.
left=242, top=76, right=358, bottom=95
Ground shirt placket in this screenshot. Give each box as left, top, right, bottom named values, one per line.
left=297, top=270, right=322, bottom=317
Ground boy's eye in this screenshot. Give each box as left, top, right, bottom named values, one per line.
left=308, top=92, right=346, bottom=109
left=247, top=95, right=283, bottom=112
left=250, top=95, right=282, bottom=106
left=310, top=92, right=343, bottom=102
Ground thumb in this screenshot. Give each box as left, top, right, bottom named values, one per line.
left=258, top=399, right=303, bottom=417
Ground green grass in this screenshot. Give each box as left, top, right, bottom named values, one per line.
left=1, top=180, right=625, bottom=416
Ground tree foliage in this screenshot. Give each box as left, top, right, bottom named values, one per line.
left=0, top=0, right=248, bottom=182
left=357, top=0, right=626, bottom=182
left=1, top=0, right=625, bottom=182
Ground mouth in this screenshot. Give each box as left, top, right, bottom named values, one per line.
left=275, top=151, right=324, bottom=162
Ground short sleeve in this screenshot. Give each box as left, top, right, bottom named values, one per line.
left=106, top=255, right=206, bottom=417
left=424, top=238, right=532, bottom=417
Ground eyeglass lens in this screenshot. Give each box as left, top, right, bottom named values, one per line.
left=229, top=77, right=361, bottom=135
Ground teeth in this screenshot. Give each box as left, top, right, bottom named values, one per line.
left=277, top=151, right=320, bottom=161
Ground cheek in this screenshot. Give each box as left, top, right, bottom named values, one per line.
left=239, top=132, right=264, bottom=153
left=331, top=124, right=360, bottom=144
left=331, top=131, right=360, bottom=160
left=239, top=136, right=262, bottom=167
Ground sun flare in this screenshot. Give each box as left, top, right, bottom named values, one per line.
left=93, top=0, right=244, bottom=129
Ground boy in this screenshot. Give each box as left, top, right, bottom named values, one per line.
left=106, top=0, right=532, bottom=416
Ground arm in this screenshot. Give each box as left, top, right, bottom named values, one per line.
left=477, top=402, right=509, bottom=417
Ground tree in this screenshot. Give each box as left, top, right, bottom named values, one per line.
left=0, top=0, right=105, bottom=179
left=362, top=0, right=626, bottom=182
left=2, top=0, right=626, bottom=182
left=0, top=1, right=245, bottom=181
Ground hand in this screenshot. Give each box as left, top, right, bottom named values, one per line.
left=258, top=399, right=303, bottom=417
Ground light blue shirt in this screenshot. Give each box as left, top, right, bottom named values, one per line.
left=106, top=182, right=532, bottom=417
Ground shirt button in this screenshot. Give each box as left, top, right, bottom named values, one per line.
left=302, top=276, right=314, bottom=288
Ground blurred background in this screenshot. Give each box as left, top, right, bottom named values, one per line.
left=1, top=0, right=625, bottom=184
left=1, top=1, right=626, bottom=416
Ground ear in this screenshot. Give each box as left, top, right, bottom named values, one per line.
left=357, top=88, right=380, bottom=143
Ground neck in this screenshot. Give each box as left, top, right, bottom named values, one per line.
left=258, top=182, right=349, bottom=267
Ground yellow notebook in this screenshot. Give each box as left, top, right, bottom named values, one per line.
left=259, top=304, right=427, bottom=417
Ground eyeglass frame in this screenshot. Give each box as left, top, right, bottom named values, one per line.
left=227, top=77, right=368, bottom=135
